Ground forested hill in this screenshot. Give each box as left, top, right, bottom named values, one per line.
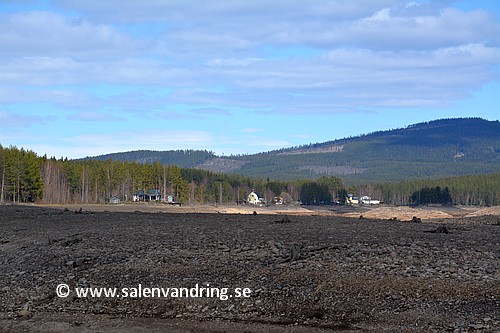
left=83, top=118, right=500, bottom=183
left=278, top=117, right=499, bottom=154
left=229, top=117, right=500, bottom=182
left=82, top=149, right=216, bottom=168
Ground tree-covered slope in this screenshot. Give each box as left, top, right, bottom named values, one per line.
left=82, top=149, right=216, bottom=168
left=227, top=118, right=500, bottom=182
left=81, top=118, right=500, bottom=183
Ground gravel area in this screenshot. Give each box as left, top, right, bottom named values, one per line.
left=0, top=204, right=498, bottom=332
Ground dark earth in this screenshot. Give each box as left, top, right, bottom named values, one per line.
left=0, top=204, right=498, bottom=332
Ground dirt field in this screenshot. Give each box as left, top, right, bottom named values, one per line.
left=0, top=204, right=498, bottom=332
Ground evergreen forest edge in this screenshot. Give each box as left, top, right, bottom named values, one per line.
left=1, top=144, right=499, bottom=207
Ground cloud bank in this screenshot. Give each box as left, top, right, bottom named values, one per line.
left=0, top=0, right=499, bottom=156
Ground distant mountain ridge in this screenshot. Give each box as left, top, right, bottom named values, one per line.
left=83, top=118, right=500, bottom=183
left=274, top=118, right=499, bottom=154
left=82, top=149, right=216, bottom=168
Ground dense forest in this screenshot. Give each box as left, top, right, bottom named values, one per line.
left=1, top=144, right=499, bottom=206
left=356, top=173, right=500, bottom=206
left=0, top=145, right=301, bottom=205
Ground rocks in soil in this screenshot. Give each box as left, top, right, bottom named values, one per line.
left=274, top=215, right=291, bottom=224
left=411, top=216, right=422, bottom=223
left=426, top=225, right=450, bottom=234
left=71, top=257, right=91, bottom=268
left=1, top=204, right=498, bottom=332
left=281, top=244, right=303, bottom=263
left=217, top=241, right=230, bottom=252
left=17, top=301, right=33, bottom=320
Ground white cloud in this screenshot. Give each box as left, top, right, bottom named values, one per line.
left=240, top=128, right=264, bottom=133
left=0, top=110, right=47, bottom=128
left=67, top=111, right=124, bottom=122
left=60, top=130, right=214, bottom=157
left=1, top=0, right=498, bottom=159
left=0, top=57, right=197, bottom=88
left=0, top=1, right=498, bottom=118
left=207, top=58, right=266, bottom=67
left=0, top=86, right=96, bottom=113
left=47, top=0, right=499, bottom=55
left=362, top=8, right=392, bottom=22
left=187, top=108, right=232, bottom=116
left=54, top=0, right=399, bottom=23
left=154, top=111, right=200, bottom=120
left=2, top=42, right=497, bottom=114
left=0, top=11, right=147, bottom=58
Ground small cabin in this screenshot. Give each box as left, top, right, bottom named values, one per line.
left=162, top=195, right=182, bottom=206
left=360, top=195, right=381, bottom=205
left=273, top=196, right=285, bottom=205
left=133, top=189, right=161, bottom=202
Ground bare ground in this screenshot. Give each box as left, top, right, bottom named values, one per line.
left=26, top=202, right=500, bottom=220
left=0, top=204, right=498, bottom=332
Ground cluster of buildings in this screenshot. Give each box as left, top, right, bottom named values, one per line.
left=132, top=190, right=162, bottom=202
left=109, top=190, right=177, bottom=205
left=109, top=189, right=380, bottom=206
left=246, top=191, right=285, bottom=206
left=246, top=191, right=381, bottom=206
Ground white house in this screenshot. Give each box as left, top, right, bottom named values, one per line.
left=247, top=191, right=264, bottom=205
left=360, top=196, right=381, bottom=205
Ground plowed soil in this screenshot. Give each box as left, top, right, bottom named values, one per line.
left=0, top=204, right=498, bottom=332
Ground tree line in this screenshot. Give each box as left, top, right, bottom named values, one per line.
left=1, top=145, right=498, bottom=206
left=0, top=145, right=342, bottom=205
left=356, top=173, right=500, bottom=206
left=410, top=186, right=452, bottom=205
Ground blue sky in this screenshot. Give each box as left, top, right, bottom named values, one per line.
left=1, top=0, right=499, bottom=158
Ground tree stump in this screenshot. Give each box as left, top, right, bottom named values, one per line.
left=425, top=225, right=450, bottom=234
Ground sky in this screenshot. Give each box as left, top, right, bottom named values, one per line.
left=0, top=0, right=499, bottom=159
